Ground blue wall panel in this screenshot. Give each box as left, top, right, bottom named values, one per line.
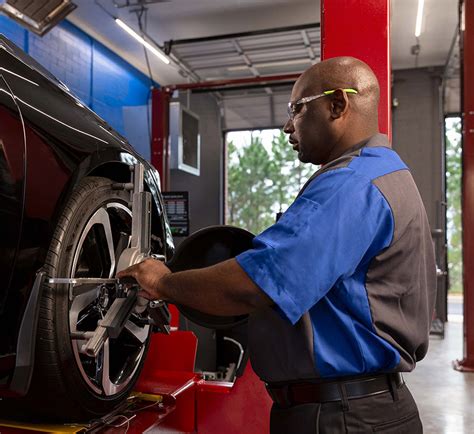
left=0, top=16, right=154, bottom=160
left=91, top=40, right=152, bottom=137
left=0, top=16, right=26, bottom=48
left=28, top=22, right=93, bottom=105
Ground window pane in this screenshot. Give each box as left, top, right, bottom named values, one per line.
left=445, top=116, right=462, bottom=294
left=225, top=129, right=315, bottom=235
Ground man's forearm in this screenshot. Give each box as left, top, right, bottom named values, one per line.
left=156, top=259, right=273, bottom=316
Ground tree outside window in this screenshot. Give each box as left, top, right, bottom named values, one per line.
left=226, top=129, right=315, bottom=235
left=445, top=117, right=462, bottom=293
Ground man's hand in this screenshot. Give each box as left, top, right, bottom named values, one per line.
left=118, top=258, right=272, bottom=316
left=116, top=258, right=171, bottom=300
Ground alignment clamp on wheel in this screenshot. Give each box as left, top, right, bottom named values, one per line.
left=48, top=163, right=170, bottom=359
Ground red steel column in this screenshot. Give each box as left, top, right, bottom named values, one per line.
left=150, top=87, right=179, bottom=326
left=321, top=0, right=391, bottom=138
left=455, top=0, right=474, bottom=372
left=151, top=87, right=171, bottom=191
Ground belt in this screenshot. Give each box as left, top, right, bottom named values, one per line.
left=266, top=373, right=404, bottom=407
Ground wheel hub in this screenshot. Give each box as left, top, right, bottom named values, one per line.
left=97, top=285, right=110, bottom=309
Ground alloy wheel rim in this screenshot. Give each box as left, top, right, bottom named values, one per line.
left=69, top=201, right=150, bottom=396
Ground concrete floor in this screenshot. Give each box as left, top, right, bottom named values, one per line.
left=404, top=301, right=474, bottom=434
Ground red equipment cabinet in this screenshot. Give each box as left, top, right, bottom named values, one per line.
left=132, top=331, right=272, bottom=433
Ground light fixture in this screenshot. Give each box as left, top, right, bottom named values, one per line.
left=115, top=18, right=170, bottom=65
left=0, top=0, right=77, bottom=36
left=415, top=0, right=425, bottom=38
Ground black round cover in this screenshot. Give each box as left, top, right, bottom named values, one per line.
left=167, top=225, right=254, bottom=329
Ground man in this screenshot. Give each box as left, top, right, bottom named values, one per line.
left=118, top=57, right=436, bottom=433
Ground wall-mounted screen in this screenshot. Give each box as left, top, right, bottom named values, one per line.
left=170, top=102, right=200, bottom=176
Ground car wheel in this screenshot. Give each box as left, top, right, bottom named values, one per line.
left=3, top=176, right=155, bottom=422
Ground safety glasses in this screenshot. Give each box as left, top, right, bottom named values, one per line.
left=287, top=88, right=359, bottom=120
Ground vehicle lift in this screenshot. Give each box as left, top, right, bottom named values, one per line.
left=0, top=1, right=391, bottom=432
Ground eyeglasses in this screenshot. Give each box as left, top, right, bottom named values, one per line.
left=287, top=88, right=359, bottom=120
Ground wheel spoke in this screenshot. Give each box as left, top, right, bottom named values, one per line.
left=94, top=347, right=104, bottom=387
left=69, top=286, right=100, bottom=329
left=115, top=232, right=131, bottom=265
left=76, top=303, right=98, bottom=328
left=73, top=206, right=116, bottom=279
left=71, top=283, right=102, bottom=299
left=92, top=207, right=116, bottom=278
left=124, top=320, right=149, bottom=344
left=101, top=339, right=118, bottom=396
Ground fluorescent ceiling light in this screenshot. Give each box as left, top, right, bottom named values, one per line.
left=115, top=18, right=170, bottom=65
left=415, top=0, right=425, bottom=37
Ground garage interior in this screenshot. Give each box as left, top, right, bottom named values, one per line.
left=0, top=0, right=473, bottom=433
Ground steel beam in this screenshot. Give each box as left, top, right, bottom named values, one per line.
left=454, top=0, right=474, bottom=372
left=321, top=0, right=391, bottom=137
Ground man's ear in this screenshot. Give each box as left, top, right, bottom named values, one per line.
left=329, top=88, right=350, bottom=119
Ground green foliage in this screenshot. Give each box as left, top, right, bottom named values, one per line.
left=226, top=130, right=314, bottom=234
left=445, top=117, right=463, bottom=293
left=270, top=131, right=314, bottom=212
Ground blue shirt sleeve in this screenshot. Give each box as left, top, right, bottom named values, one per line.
left=235, top=168, right=394, bottom=325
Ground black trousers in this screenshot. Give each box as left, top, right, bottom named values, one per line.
left=270, top=383, right=422, bottom=434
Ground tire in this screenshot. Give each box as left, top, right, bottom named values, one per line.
left=1, top=177, right=155, bottom=422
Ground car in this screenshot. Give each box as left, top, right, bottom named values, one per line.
left=0, top=33, right=175, bottom=422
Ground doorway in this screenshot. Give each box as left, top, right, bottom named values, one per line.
left=445, top=116, right=463, bottom=324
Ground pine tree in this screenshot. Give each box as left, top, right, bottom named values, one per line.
left=446, top=118, right=462, bottom=293
left=227, top=130, right=315, bottom=235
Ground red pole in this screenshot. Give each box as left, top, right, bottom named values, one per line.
left=454, top=0, right=474, bottom=372
left=321, top=0, right=391, bottom=138
left=151, top=87, right=171, bottom=191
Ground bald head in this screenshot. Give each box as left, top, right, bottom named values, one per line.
left=284, top=57, right=381, bottom=165
left=299, top=56, right=380, bottom=126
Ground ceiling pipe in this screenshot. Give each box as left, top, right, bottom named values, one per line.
left=165, top=73, right=301, bottom=92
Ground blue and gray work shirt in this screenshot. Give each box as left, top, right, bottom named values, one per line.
left=236, top=133, right=437, bottom=383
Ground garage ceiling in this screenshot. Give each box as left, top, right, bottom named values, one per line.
left=65, top=0, right=459, bottom=129
left=168, top=24, right=319, bottom=81
left=69, top=0, right=458, bottom=84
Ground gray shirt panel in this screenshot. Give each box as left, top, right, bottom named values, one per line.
left=248, top=310, right=317, bottom=383
left=368, top=170, right=437, bottom=370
